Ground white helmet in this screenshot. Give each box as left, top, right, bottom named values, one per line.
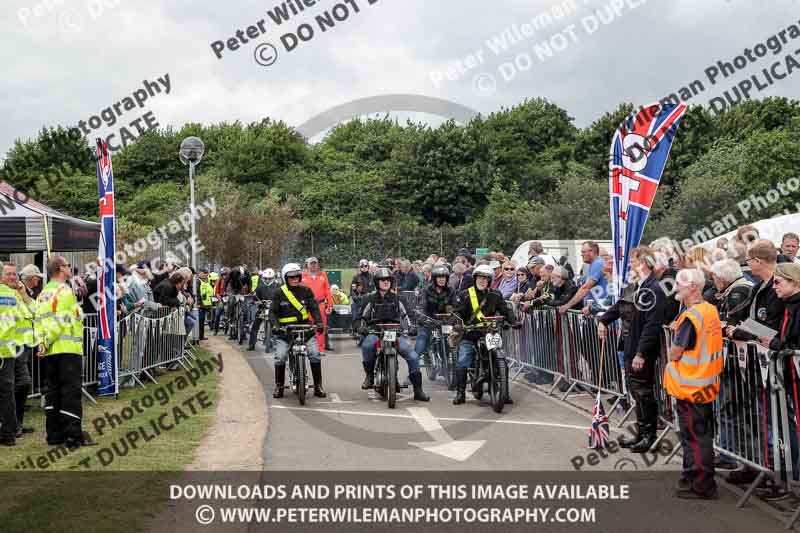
left=281, top=263, right=302, bottom=280
left=262, top=268, right=275, bottom=279
left=473, top=264, right=494, bottom=279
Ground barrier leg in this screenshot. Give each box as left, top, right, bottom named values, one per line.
left=616, top=403, right=637, bottom=428
left=141, top=369, right=158, bottom=385
left=784, top=501, right=800, bottom=529
left=650, top=424, right=673, bottom=452
left=128, top=372, right=147, bottom=388
left=737, top=470, right=767, bottom=508
left=548, top=375, right=564, bottom=396
left=560, top=380, right=577, bottom=401
left=664, top=441, right=682, bottom=465
left=81, top=388, right=97, bottom=405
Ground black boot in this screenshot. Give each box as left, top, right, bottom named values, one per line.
left=409, top=371, right=430, bottom=402
left=325, top=331, right=333, bottom=351
left=311, top=362, right=326, bottom=398
left=362, top=361, right=375, bottom=389
left=630, top=400, right=658, bottom=453
left=453, top=369, right=467, bottom=405
left=618, top=401, right=643, bottom=448
left=273, top=365, right=285, bottom=398
left=618, top=427, right=641, bottom=448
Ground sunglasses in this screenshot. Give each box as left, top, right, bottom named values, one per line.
left=503, top=267, right=514, bottom=271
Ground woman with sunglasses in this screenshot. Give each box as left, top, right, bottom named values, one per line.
left=497, top=260, right=518, bottom=300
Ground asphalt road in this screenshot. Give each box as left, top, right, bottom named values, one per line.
left=232, top=334, right=672, bottom=472
left=219, top=334, right=789, bottom=532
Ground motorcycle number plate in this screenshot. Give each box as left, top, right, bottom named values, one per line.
left=441, top=325, right=453, bottom=334
left=383, top=330, right=397, bottom=342
left=485, top=333, right=502, bottom=350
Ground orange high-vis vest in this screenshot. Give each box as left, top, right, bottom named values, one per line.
left=663, top=301, right=724, bottom=403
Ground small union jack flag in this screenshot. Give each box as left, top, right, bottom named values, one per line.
left=588, top=390, right=610, bottom=449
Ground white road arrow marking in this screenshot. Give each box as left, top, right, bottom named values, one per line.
left=407, top=407, right=486, bottom=462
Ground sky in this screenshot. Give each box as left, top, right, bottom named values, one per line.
left=3, top=0, right=799, bottom=158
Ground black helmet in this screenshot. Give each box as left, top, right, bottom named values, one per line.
left=374, top=268, right=393, bottom=281
left=431, top=266, right=449, bottom=279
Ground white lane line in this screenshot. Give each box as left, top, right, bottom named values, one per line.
left=269, top=405, right=586, bottom=430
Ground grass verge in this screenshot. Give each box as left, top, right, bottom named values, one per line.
left=0, top=347, right=222, bottom=533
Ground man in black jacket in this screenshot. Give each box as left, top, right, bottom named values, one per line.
left=725, top=240, right=785, bottom=486
left=350, top=259, right=374, bottom=338
left=598, top=247, right=668, bottom=453
left=414, top=266, right=455, bottom=379
left=359, top=268, right=429, bottom=402
left=153, top=271, right=183, bottom=308
left=247, top=270, right=279, bottom=352
left=269, top=263, right=325, bottom=399
left=537, top=266, right=578, bottom=308
left=452, top=264, right=520, bottom=405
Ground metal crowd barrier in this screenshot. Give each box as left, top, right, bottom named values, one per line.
left=117, top=307, right=190, bottom=385
left=29, top=307, right=192, bottom=401
left=502, top=304, right=629, bottom=414
left=500, top=302, right=800, bottom=516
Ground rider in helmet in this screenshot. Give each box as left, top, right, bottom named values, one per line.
left=247, top=268, right=280, bottom=352
left=452, top=264, right=519, bottom=405
left=415, top=266, right=456, bottom=377
left=269, top=263, right=326, bottom=399
left=358, top=268, right=430, bottom=402
left=225, top=265, right=251, bottom=339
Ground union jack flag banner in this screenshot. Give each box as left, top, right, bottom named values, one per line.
left=609, top=102, right=687, bottom=297
left=588, top=390, right=610, bottom=449
left=96, top=138, right=118, bottom=396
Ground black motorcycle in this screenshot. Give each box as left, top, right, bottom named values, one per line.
left=459, top=315, right=510, bottom=414
left=416, top=312, right=457, bottom=390
left=368, top=323, right=409, bottom=409
left=285, top=324, right=316, bottom=405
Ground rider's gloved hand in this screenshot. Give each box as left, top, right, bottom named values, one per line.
left=315, top=323, right=324, bottom=334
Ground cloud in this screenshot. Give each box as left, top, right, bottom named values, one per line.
left=1, top=0, right=796, bottom=159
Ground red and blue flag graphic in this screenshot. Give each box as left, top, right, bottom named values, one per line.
left=588, top=390, right=610, bottom=449
left=96, top=138, right=118, bottom=396
left=609, top=102, right=686, bottom=296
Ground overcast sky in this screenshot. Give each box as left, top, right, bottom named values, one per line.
left=3, top=0, right=798, bottom=158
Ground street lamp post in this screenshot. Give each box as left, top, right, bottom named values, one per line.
left=179, top=136, right=205, bottom=340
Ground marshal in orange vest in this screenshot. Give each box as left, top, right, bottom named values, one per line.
left=663, top=301, right=724, bottom=403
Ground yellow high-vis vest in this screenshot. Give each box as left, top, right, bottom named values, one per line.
left=0, top=285, right=23, bottom=359
left=277, top=284, right=310, bottom=324
left=36, top=281, right=83, bottom=357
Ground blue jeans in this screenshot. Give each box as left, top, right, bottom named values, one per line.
left=362, top=334, right=420, bottom=375
left=184, top=310, right=197, bottom=332
left=414, top=326, right=431, bottom=356
left=457, top=340, right=477, bottom=370
left=274, top=336, right=320, bottom=365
